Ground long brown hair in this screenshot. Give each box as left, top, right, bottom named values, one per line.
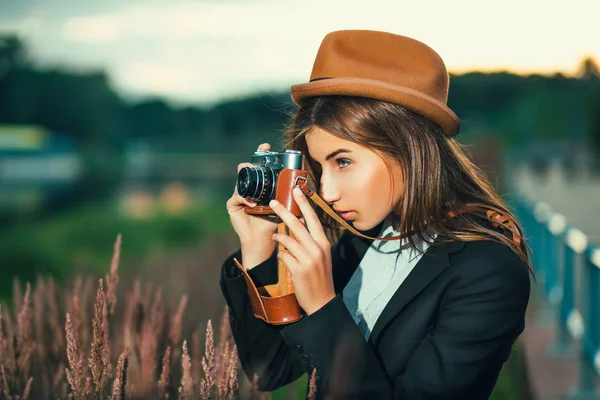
left=280, top=96, right=533, bottom=276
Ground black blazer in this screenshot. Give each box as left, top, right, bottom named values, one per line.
left=219, top=217, right=531, bottom=399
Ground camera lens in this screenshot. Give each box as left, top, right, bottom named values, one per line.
left=236, top=166, right=276, bottom=203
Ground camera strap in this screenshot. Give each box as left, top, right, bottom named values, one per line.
left=232, top=179, right=522, bottom=326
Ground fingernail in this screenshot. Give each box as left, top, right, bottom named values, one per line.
left=293, top=187, right=302, bottom=195
left=270, top=199, right=279, bottom=207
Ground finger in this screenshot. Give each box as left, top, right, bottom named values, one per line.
left=292, top=186, right=329, bottom=245
left=257, top=143, right=271, bottom=151
left=226, top=194, right=256, bottom=213
left=269, top=199, right=321, bottom=256
left=272, top=233, right=306, bottom=266
left=228, top=192, right=256, bottom=205
left=237, top=193, right=257, bottom=206
left=232, top=185, right=257, bottom=205
left=277, top=250, right=299, bottom=274
left=237, top=162, right=254, bottom=173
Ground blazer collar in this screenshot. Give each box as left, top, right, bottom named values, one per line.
left=370, top=237, right=464, bottom=345
left=332, top=228, right=466, bottom=346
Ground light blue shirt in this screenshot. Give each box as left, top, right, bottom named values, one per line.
left=342, top=221, right=437, bottom=340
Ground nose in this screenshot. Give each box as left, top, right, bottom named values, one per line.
left=319, top=172, right=341, bottom=205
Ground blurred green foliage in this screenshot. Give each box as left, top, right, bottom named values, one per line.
left=0, top=196, right=231, bottom=301
left=2, top=34, right=600, bottom=159
left=2, top=32, right=599, bottom=299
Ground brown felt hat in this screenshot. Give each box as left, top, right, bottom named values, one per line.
left=291, top=30, right=461, bottom=137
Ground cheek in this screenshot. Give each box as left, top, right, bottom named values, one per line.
left=350, top=166, right=393, bottom=207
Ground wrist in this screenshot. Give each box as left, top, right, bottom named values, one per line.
left=240, top=241, right=276, bottom=270
left=240, top=236, right=273, bottom=247
left=304, top=292, right=337, bottom=316
left=240, top=239, right=276, bottom=255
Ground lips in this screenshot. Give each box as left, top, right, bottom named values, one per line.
left=339, top=211, right=355, bottom=220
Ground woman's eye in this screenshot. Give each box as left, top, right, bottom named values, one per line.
left=336, top=158, right=351, bottom=168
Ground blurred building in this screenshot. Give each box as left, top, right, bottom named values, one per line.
left=0, top=124, right=82, bottom=213
left=117, top=139, right=237, bottom=216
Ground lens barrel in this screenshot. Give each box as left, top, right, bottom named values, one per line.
left=236, top=166, right=276, bottom=203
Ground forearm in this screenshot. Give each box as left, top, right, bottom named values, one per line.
left=279, top=294, right=396, bottom=399
left=219, top=249, right=305, bottom=390
left=219, top=231, right=356, bottom=393
left=240, top=240, right=277, bottom=270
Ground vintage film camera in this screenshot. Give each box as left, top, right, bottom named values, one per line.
left=236, top=149, right=308, bottom=220
left=234, top=149, right=310, bottom=324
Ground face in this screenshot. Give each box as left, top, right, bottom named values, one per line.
left=305, top=127, right=404, bottom=231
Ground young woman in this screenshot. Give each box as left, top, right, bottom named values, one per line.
left=220, top=30, right=532, bottom=399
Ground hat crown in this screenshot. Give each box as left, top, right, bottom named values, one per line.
left=310, top=30, right=450, bottom=104
left=291, top=30, right=460, bottom=136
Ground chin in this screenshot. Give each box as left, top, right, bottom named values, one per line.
left=351, top=220, right=371, bottom=232
left=351, top=216, right=386, bottom=232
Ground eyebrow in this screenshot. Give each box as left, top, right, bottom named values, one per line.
left=325, top=149, right=352, bottom=161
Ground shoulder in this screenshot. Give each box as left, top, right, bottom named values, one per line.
left=454, top=238, right=523, bottom=264
left=446, top=239, right=531, bottom=299
left=445, top=212, right=529, bottom=279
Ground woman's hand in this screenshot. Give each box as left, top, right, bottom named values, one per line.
left=269, top=186, right=336, bottom=315
left=226, top=143, right=279, bottom=268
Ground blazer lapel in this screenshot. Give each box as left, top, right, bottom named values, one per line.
left=368, top=237, right=466, bottom=346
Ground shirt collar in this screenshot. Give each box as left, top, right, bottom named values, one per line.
left=376, top=220, right=437, bottom=253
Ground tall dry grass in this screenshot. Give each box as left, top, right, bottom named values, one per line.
left=0, top=234, right=318, bottom=399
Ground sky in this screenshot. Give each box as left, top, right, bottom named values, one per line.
left=1, top=0, right=599, bottom=106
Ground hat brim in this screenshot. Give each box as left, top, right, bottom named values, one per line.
left=290, top=77, right=460, bottom=137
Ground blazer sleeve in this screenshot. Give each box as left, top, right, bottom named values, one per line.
left=278, top=241, right=531, bottom=399
left=219, top=247, right=306, bottom=391
left=219, top=229, right=359, bottom=392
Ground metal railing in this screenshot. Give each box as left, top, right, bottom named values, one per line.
left=513, top=196, right=600, bottom=396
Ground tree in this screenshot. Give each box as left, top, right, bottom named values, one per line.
left=0, top=34, right=28, bottom=78
left=577, top=57, right=600, bottom=80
